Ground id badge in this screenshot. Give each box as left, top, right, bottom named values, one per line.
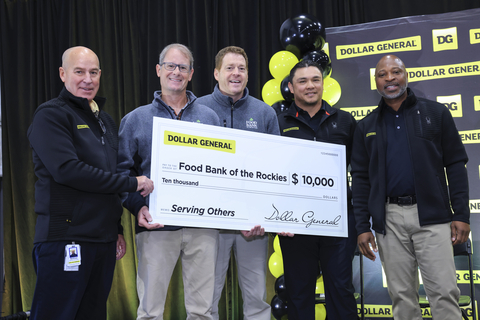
left=64, top=243, right=81, bottom=271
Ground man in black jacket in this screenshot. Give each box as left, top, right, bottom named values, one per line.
left=27, top=46, right=154, bottom=320
left=277, top=60, right=358, bottom=320
left=351, top=54, right=470, bottom=320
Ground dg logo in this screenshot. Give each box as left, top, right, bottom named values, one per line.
left=432, top=27, right=458, bottom=52
left=437, top=94, right=462, bottom=118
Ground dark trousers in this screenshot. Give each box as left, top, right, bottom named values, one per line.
left=30, top=241, right=116, bottom=320
left=279, top=214, right=358, bottom=320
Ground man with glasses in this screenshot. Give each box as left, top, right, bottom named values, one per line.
left=27, top=46, right=154, bottom=320
left=197, top=46, right=279, bottom=320
left=117, top=43, right=263, bottom=320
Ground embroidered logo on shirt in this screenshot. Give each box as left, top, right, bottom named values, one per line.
left=246, top=118, right=258, bottom=129
left=77, top=125, right=89, bottom=129
left=366, top=132, right=376, bottom=137
left=283, top=127, right=299, bottom=133
left=331, top=121, right=337, bottom=129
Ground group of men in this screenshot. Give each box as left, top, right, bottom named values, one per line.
left=27, top=43, right=470, bottom=320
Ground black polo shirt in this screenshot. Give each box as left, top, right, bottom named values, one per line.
left=384, top=105, right=416, bottom=197
left=293, top=102, right=326, bottom=131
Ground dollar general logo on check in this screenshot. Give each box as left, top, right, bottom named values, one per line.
left=164, top=130, right=236, bottom=153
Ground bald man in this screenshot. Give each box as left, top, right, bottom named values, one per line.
left=351, top=54, right=470, bottom=320
left=27, top=46, right=153, bottom=320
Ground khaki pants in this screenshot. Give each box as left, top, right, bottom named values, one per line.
left=136, top=228, right=219, bottom=320
left=377, top=203, right=461, bottom=320
left=211, top=231, right=270, bottom=320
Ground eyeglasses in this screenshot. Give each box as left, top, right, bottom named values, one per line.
left=161, top=62, right=191, bottom=73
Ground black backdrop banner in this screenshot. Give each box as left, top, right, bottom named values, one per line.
left=326, top=8, right=480, bottom=319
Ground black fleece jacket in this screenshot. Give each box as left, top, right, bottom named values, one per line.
left=27, top=87, right=138, bottom=243
left=351, top=88, right=469, bottom=236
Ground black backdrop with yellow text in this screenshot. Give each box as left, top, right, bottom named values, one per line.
left=2, top=1, right=480, bottom=319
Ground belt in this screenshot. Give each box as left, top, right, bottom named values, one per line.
left=387, top=195, right=417, bottom=205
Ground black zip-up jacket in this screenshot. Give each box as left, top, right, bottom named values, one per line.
left=27, top=87, right=138, bottom=243
left=278, top=101, right=357, bottom=203
left=351, top=88, right=469, bottom=236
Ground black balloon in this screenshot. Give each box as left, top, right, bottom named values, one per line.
left=280, top=76, right=294, bottom=102
left=270, top=295, right=288, bottom=320
left=271, top=100, right=291, bottom=115
left=275, top=275, right=288, bottom=302
left=302, top=50, right=332, bottom=78
left=279, top=14, right=326, bottom=58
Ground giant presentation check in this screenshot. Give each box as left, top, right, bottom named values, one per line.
left=149, top=117, right=348, bottom=237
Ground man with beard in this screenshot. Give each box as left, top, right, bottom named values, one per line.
left=277, top=59, right=358, bottom=320
left=351, top=54, right=470, bottom=320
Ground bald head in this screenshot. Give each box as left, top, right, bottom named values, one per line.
left=375, top=54, right=408, bottom=103
left=375, top=55, right=406, bottom=73
left=59, top=46, right=101, bottom=101
left=62, top=46, right=100, bottom=70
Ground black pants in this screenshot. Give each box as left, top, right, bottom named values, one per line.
left=279, top=213, right=358, bottom=320
left=30, top=241, right=116, bottom=320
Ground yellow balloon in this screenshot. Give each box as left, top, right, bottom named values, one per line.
left=262, top=78, right=283, bottom=106
left=273, top=235, right=281, bottom=253
left=322, top=77, right=341, bottom=106
left=269, top=51, right=299, bottom=80
left=315, top=276, right=325, bottom=294
left=268, top=251, right=284, bottom=278
left=315, top=303, right=327, bottom=320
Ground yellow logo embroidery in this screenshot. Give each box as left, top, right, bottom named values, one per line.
left=77, top=125, right=89, bottom=129
left=283, top=127, right=299, bottom=133
left=366, top=132, right=376, bottom=137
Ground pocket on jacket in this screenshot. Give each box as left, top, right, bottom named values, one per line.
left=48, top=182, right=81, bottom=239
left=436, top=175, right=451, bottom=210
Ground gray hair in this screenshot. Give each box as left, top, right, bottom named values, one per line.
left=159, top=43, right=194, bottom=68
